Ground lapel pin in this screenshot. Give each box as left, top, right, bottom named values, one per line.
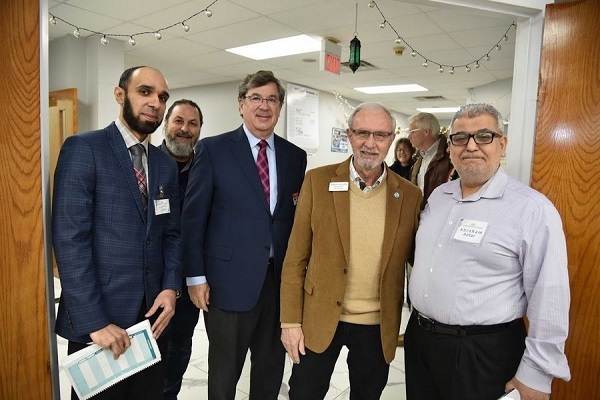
left=394, top=192, right=400, bottom=198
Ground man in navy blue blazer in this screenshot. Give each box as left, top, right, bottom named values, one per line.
left=52, top=66, right=181, bottom=400
left=182, top=70, right=307, bottom=399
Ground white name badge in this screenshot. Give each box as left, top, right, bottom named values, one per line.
left=453, top=219, right=488, bottom=244
left=329, top=182, right=349, bottom=192
left=154, top=199, right=171, bottom=215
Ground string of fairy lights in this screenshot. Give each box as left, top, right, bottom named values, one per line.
left=48, top=0, right=515, bottom=75
left=48, top=0, right=219, bottom=46
left=367, top=0, right=516, bottom=74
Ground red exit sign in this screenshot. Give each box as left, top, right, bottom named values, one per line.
left=324, top=53, right=341, bottom=74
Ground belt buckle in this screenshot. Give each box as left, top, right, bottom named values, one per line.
left=417, top=312, right=435, bottom=332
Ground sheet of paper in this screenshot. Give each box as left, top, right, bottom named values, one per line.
left=60, top=319, right=161, bottom=399
left=498, top=389, right=521, bottom=399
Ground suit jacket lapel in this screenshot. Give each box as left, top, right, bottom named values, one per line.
left=380, top=171, right=403, bottom=276
left=107, top=124, right=147, bottom=222
left=332, top=159, right=352, bottom=264
left=273, top=135, right=289, bottom=216
left=146, top=145, right=161, bottom=230
left=229, top=127, right=271, bottom=213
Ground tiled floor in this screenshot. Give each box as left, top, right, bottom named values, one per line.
left=56, top=278, right=409, bottom=399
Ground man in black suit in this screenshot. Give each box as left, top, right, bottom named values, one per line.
left=159, top=99, right=203, bottom=400
left=182, top=70, right=307, bottom=399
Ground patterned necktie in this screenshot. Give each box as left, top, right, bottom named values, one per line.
left=130, top=144, right=148, bottom=209
left=256, top=140, right=270, bottom=203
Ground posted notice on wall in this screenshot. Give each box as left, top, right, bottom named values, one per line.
left=286, top=83, right=319, bottom=154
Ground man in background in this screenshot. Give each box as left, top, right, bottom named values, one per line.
left=406, top=103, right=571, bottom=400
left=408, top=112, right=453, bottom=208
left=401, top=111, right=454, bottom=345
left=182, top=70, right=307, bottom=399
left=53, top=66, right=181, bottom=399
left=280, top=102, right=422, bottom=399
left=160, top=99, right=203, bottom=400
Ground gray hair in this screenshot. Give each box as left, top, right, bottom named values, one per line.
left=347, top=102, right=396, bottom=133
left=450, top=103, right=505, bottom=134
left=408, top=112, right=440, bottom=136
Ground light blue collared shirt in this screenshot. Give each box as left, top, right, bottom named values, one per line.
left=243, top=125, right=278, bottom=214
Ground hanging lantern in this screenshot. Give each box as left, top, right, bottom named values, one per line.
left=349, top=36, right=361, bottom=73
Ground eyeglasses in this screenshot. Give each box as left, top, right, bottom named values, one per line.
left=245, top=95, right=280, bottom=107
left=449, top=130, right=501, bottom=146
left=349, top=129, right=393, bottom=141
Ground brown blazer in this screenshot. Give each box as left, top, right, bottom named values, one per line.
left=280, top=158, right=422, bottom=363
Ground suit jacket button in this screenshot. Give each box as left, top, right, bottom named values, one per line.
left=336, top=301, right=342, bottom=306
left=146, top=239, right=150, bottom=244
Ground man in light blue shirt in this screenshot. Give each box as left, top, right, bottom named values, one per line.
left=406, top=103, right=570, bottom=400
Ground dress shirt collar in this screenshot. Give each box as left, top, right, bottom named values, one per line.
left=115, top=118, right=149, bottom=152
left=445, top=166, right=506, bottom=201
left=349, top=156, right=387, bottom=192
left=419, top=137, right=441, bottom=158
left=242, top=124, right=275, bottom=151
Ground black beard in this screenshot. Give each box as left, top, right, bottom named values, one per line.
left=122, top=93, right=161, bottom=135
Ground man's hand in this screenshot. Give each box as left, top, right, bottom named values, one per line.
left=189, top=283, right=210, bottom=312
left=90, top=324, right=130, bottom=360
left=145, top=289, right=177, bottom=339
left=505, top=377, right=550, bottom=400
left=281, top=327, right=305, bottom=364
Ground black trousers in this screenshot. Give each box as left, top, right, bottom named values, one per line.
left=288, top=322, right=390, bottom=400
left=404, top=311, right=526, bottom=400
left=163, top=283, right=201, bottom=400
left=204, top=265, right=285, bottom=400
left=68, top=304, right=168, bottom=400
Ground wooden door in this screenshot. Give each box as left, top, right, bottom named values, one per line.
left=0, top=0, right=52, bottom=398
left=533, top=1, right=600, bottom=398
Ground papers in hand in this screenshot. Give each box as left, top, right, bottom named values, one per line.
left=60, top=319, right=161, bottom=399
left=498, top=388, right=521, bottom=399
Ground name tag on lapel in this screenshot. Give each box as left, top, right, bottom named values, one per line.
left=154, top=199, right=171, bottom=215
left=329, top=182, right=349, bottom=192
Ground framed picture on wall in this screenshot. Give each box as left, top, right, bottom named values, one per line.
left=331, top=127, right=348, bottom=153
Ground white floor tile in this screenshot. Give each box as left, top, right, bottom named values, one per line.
left=57, top=283, right=410, bottom=399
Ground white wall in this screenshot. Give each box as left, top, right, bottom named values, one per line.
left=157, top=81, right=411, bottom=171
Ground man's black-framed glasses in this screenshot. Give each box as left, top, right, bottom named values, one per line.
left=449, top=130, right=501, bottom=146
left=349, top=129, right=393, bottom=142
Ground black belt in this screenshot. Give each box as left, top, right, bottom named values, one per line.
left=414, top=309, right=521, bottom=337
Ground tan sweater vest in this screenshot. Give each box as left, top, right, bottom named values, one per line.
left=339, top=180, right=387, bottom=325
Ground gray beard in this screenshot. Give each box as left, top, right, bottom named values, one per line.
left=165, top=136, right=193, bottom=158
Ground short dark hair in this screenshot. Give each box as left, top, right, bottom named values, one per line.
left=238, top=70, right=285, bottom=103
left=165, top=99, right=203, bottom=127
left=118, top=66, right=146, bottom=90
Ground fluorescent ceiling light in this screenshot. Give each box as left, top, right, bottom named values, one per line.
left=354, top=84, right=428, bottom=94
left=226, top=34, right=321, bottom=60
left=416, top=107, right=461, bottom=113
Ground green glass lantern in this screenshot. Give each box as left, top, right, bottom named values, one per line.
left=349, top=36, right=361, bottom=73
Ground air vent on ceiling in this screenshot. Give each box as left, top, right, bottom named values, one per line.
left=340, top=60, right=379, bottom=73
left=414, top=95, right=446, bottom=101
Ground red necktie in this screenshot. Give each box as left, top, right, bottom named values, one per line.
left=256, top=140, right=270, bottom=203
left=130, top=144, right=148, bottom=209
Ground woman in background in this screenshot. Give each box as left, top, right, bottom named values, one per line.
left=389, top=137, right=416, bottom=180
